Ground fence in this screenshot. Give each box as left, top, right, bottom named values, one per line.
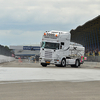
left=85, top=50, right=100, bottom=62
left=85, top=56, right=100, bottom=62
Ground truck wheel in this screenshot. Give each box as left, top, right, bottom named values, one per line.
left=71, top=60, right=80, bottom=68
left=75, top=60, right=80, bottom=68
left=41, top=63, right=47, bottom=67
left=61, top=59, right=66, bottom=67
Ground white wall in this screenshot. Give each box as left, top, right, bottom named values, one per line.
left=0, top=55, right=15, bottom=63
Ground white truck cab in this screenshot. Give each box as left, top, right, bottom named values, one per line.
left=39, top=30, right=85, bottom=67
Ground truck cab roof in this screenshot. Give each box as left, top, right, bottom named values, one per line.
left=46, top=30, right=69, bottom=34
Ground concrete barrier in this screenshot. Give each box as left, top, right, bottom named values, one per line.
left=0, top=55, right=15, bottom=63
left=82, top=61, right=100, bottom=68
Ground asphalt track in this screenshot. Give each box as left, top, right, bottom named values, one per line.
left=0, top=60, right=100, bottom=100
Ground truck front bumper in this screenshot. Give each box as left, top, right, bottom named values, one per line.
left=39, top=57, right=61, bottom=65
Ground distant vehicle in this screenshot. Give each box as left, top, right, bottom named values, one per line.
left=39, top=30, right=86, bottom=67
left=15, top=56, right=20, bottom=59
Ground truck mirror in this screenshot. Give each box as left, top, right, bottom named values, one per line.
left=61, top=42, right=64, bottom=45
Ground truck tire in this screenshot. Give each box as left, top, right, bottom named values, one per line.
left=61, top=59, right=66, bottom=67
left=41, top=63, right=47, bottom=67
left=75, top=60, right=80, bottom=68
left=71, top=60, right=80, bottom=68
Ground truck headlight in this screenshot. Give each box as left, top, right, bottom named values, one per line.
left=54, top=59, right=59, bottom=61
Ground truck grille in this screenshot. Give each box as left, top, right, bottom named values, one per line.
left=45, top=51, right=52, bottom=58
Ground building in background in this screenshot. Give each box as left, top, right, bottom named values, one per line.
left=9, top=44, right=40, bottom=59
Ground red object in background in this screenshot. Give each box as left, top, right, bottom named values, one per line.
left=18, top=57, right=22, bottom=62
left=84, top=57, right=87, bottom=60
left=12, top=54, right=15, bottom=57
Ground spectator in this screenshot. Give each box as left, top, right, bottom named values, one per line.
left=95, top=49, right=99, bottom=56
left=89, top=51, right=92, bottom=56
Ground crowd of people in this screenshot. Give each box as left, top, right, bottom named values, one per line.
left=85, top=48, right=99, bottom=56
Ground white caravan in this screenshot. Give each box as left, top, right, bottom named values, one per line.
left=39, top=30, right=85, bottom=67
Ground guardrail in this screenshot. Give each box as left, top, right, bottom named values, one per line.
left=85, top=56, right=100, bottom=62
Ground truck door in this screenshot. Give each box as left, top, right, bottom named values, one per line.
left=59, top=42, right=64, bottom=56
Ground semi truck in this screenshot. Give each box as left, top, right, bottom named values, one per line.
left=39, top=30, right=85, bottom=67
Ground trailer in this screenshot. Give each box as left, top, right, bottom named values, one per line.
left=39, top=30, right=86, bottom=67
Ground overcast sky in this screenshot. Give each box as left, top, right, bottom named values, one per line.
left=0, top=0, right=100, bottom=46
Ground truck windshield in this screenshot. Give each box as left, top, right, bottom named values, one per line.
left=41, top=42, right=59, bottom=49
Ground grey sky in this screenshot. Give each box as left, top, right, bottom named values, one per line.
left=0, top=0, right=100, bottom=46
